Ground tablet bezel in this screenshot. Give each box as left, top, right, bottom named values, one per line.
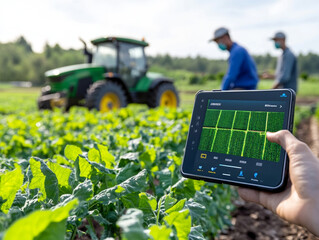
left=181, top=89, right=295, bottom=192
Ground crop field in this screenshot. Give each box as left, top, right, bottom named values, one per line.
left=233, top=111, right=250, bottom=130
left=243, top=131, right=266, bottom=159
left=267, top=112, right=285, bottom=132
left=0, top=83, right=314, bottom=239
left=264, top=139, right=282, bottom=162
left=211, top=129, right=231, bottom=154
left=248, top=112, right=267, bottom=131
left=217, top=110, right=235, bottom=129
left=200, top=109, right=284, bottom=161
left=203, top=109, right=220, bottom=127
left=228, top=130, right=245, bottom=156
left=0, top=89, right=236, bottom=239
left=198, top=127, right=215, bottom=151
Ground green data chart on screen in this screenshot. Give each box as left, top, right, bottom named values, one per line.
left=198, top=109, right=284, bottom=162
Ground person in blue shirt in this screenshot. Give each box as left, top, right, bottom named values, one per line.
left=209, top=27, right=259, bottom=90
left=270, top=32, right=298, bottom=93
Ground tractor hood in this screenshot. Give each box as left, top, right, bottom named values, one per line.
left=146, top=72, right=165, bottom=80
left=45, top=64, right=105, bottom=77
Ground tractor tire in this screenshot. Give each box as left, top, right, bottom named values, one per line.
left=147, top=82, right=179, bottom=108
left=38, top=97, right=52, bottom=110
left=86, top=81, right=127, bottom=112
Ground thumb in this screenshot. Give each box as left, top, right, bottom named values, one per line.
left=266, top=130, right=299, bottom=154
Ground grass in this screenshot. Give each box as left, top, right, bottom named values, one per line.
left=0, top=84, right=40, bottom=113
left=176, top=77, right=319, bottom=110
left=1, top=70, right=319, bottom=113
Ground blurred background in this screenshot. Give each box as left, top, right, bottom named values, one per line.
left=0, top=0, right=318, bottom=110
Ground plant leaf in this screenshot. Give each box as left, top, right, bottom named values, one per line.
left=72, top=179, right=93, bottom=201
left=29, top=158, right=59, bottom=203
left=149, top=225, right=171, bottom=240
left=4, top=199, right=78, bottom=240
left=47, top=161, right=72, bottom=194
left=0, top=165, right=24, bottom=213
left=64, top=145, right=82, bottom=162
left=189, top=226, right=205, bottom=240
left=97, top=144, right=115, bottom=169
left=117, top=209, right=148, bottom=240
left=91, top=169, right=148, bottom=205
left=164, top=209, right=191, bottom=240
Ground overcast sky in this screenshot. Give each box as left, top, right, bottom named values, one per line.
left=1, top=0, right=319, bottom=59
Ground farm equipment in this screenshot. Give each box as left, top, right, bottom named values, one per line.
left=38, top=37, right=179, bottom=112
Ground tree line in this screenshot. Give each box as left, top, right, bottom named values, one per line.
left=0, top=36, right=318, bottom=85
left=0, top=36, right=84, bottom=85
left=148, top=53, right=319, bottom=78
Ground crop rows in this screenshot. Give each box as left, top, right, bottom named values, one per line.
left=233, top=111, right=250, bottom=130
left=228, top=130, right=245, bottom=156
left=243, top=131, right=266, bottom=159
left=200, top=109, right=285, bottom=161
left=0, top=104, right=236, bottom=239
left=203, top=109, right=220, bottom=127
left=264, top=139, right=282, bottom=161
left=198, top=127, right=215, bottom=151
left=212, top=129, right=231, bottom=154
left=267, top=112, right=285, bottom=132
left=217, top=111, right=235, bottom=129
left=249, top=112, right=267, bottom=131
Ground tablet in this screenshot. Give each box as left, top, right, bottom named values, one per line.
left=181, top=89, right=295, bottom=192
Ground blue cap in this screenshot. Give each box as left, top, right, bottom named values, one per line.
left=271, top=31, right=286, bottom=40
left=209, top=27, right=229, bottom=42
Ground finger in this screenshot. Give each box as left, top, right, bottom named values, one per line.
left=266, top=130, right=299, bottom=153
left=237, top=187, right=272, bottom=209
left=237, top=187, right=260, bottom=203
left=237, top=187, right=288, bottom=214
left=237, top=187, right=272, bottom=207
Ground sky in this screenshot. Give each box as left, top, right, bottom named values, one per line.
left=0, top=0, right=319, bottom=59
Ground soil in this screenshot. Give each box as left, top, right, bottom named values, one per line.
left=217, top=201, right=318, bottom=240
left=217, top=116, right=319, bottom=240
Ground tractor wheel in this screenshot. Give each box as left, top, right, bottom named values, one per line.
left=86, top=81, right=127, bottom=112
left=147, top=83, right=179, bottom=108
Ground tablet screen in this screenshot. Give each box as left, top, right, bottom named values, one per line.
left=199, top=100, right=284, bottom=161
left=182, top=90, right=294, bottom=190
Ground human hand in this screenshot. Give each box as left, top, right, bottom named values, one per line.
left=260, top=72, right=275, bottom=79
left=238, top=130, right=319, bottom=236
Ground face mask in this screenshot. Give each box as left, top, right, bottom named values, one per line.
left=275, top=42, right=281, bottom=49
left=218, top=43, right=227, bottom=51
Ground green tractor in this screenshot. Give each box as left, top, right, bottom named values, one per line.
left=38, top=36, right=179, bottom=112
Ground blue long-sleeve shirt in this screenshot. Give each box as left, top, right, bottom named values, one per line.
left=221, top=43, right=259, bottom=90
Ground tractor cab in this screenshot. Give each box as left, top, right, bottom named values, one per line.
left=38, top=36, right=179, bottom=112
left=90, top=37, right=148, bottom=88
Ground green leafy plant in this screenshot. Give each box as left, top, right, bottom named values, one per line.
left=0, top=105, right=235, bottom=239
